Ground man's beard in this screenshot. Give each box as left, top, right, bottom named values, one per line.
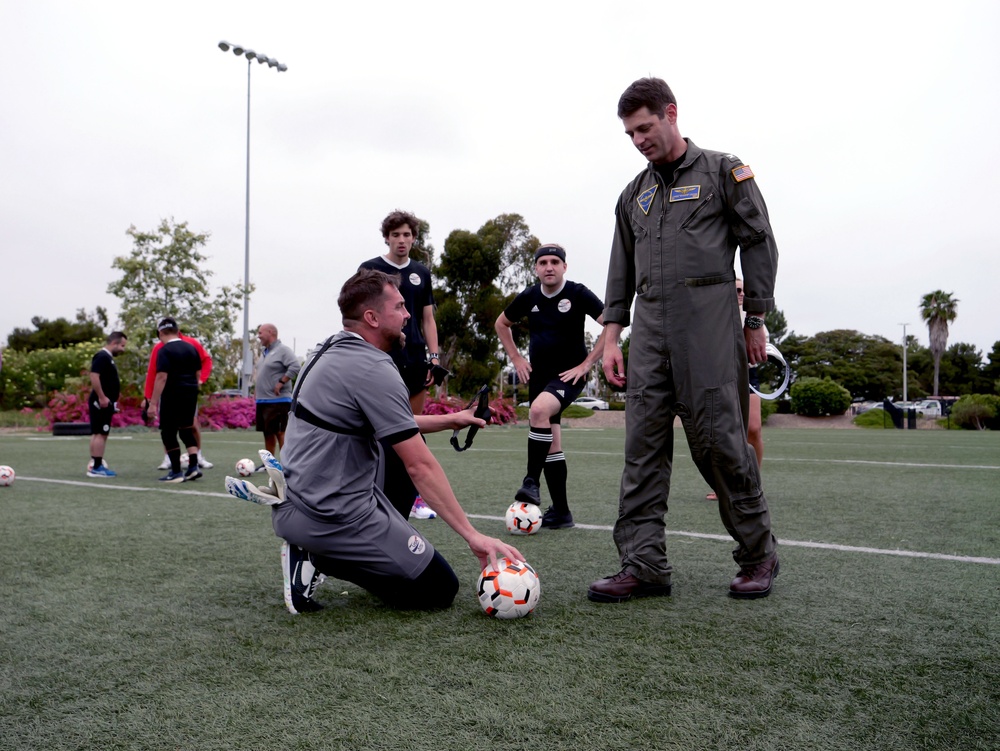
left=388, top=330, right=407, bottom=352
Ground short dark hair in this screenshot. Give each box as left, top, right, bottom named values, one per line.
left=617, top=77, right=676, bottom=119
left=380, top=210, right=420, bottom=239
left=107, top=331, right=127, bottom=344
left=339, top=269, right=400, bottom=322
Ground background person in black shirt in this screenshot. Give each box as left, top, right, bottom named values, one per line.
left=148, top=317, right=203, bottom=483
left=87, top=331, right=127, bottom=478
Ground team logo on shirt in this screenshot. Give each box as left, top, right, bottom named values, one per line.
left=407, top=534, right=427, bottom=555
left=409, top=273, right=421, bottom=286
left=669, top=185, right=701, bottom=202
left=557, top=299, right=571, bottom=313
left=637, top=185, right=657, bottom=215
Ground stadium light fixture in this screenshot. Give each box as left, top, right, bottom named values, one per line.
left=217, top=40, right=289, bottom=396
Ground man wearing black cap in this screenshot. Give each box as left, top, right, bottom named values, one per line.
left=148, top=317, right=204, bottom=483
left=495, top=244, right=606, bottom=529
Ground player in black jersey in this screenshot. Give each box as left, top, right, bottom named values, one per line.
left=495, top=244, right=606, bottom=528
left=359, top=210, right=441, bottom=520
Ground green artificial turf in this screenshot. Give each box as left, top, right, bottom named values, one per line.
left=0, top=425, right=997, bottom=750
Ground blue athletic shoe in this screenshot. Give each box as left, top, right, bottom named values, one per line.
left=281, top=541, right=325, bottom=615
left=158, top=470, right=186, bottom=484
left=87, top=465, right=117, bottom=478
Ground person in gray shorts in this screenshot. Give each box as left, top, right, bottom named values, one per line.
left=273, top=268, right=524, bottom=614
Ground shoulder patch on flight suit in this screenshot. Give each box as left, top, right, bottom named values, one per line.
left=636, top=185, right=657, bottom=215
left=725, top=153, right=740, bottom=162
left=669, top=185, right=701, bottom=202
left=731, top=165, right=755, bottom=182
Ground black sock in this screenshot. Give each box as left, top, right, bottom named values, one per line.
left=543, top=453, right=569, bottom=512
left=526, top=426, right=553, bottom=481
left=91, top=457, right=103, bottom=470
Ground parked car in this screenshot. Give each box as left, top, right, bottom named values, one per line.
left=572, top=396, right=609, bottom=410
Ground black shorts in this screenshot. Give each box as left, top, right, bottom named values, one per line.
left=89, top=400, right=116, bottom=436
left=256, top=402, right=291, bottom=435
left=528, top=375, right=585, bottom=424
left=397, top=361, right=431, bottom=398
left=749, top=366, right=760, bottom=390
left=159, top=389, right=198, bottom=432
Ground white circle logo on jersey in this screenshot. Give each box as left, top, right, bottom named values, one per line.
left=409, top=273, right=421, bottom=286
left=558, top=299, right=572, bottom=313
left=407, top=534, right=427, bottom=555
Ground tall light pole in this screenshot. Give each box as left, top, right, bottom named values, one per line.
left=899, top=322, right=909, bottom=429
left=217, top=41, right=287, bottom=396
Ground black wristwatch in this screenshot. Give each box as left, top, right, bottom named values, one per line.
left=744, top=315, right=765, bottom=330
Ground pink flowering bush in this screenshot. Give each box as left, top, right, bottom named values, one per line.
left=424, top=394, right=517, bottom=425
left=199, top=395, right=256, bottom=430
left=36, top=382, right=257, bottom=431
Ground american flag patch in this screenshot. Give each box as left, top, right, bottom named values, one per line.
left=732, top=165, right=754, bottom=182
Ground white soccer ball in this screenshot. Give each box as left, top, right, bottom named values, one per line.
left=476, top=557, right=540, bottom=619
left=0, top=465, right=15, bottom=487
left=180, top=452, right=190, bottom=469
left=235, top=458, right=256, bottom=477
left=505, top=501, right=542, bottom=535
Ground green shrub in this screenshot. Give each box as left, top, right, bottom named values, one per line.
left=950, top=393, right=1000, bottom=430
left=789, top=376, right=852, bottom=417
left=0, top=339, right=105, bottom=409
left=853, top=408, right=893, bottom=429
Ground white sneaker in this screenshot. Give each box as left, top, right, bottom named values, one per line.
left=198, top=453, right=214, bottom=469
left=409, top=496, right=436, bottom=519
left=157, top=456, right=171, bottom=470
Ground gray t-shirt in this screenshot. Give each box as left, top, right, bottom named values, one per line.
left=282, top=331, right=417, bottom=521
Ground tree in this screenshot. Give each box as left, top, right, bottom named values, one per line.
left=919, top=290, right=959, bottom=396
left=982, top=341, right=1000, bottom=395
left=779, top=329, right=905, bottom=402
left=433, top=215, right=540, bottom=394
left=764, top=308, right=788, bottom=344
left=476, top=213, right=539, bottom=295
left=107, top=219, right=246, bottom=392
left=6, top=308, right=107, bottom=352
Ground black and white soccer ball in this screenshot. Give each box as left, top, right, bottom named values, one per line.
left=505, top=501, right=542, bottom=535
left=476, top=557, right=540, bottom=619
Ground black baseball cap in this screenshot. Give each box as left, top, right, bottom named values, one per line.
left=157, top=317, right=178, bottom=332
left=534, top=244, right=566, bottom=262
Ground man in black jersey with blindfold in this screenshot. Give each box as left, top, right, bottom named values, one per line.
left=496, top=244, right=606, bottom=529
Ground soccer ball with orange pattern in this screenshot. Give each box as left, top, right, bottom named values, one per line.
left=0, top=465, right=15, bottom=487
left=476, top=557, right=540, bottom=619
left=504, top=501, right=541, bottom=535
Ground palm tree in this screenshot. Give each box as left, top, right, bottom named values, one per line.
left=919, top=290, right=959, bottom=396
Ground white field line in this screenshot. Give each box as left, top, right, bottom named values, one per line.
left=450, top=447, right=1000, bottom=471
left=18, top=476, right=1000, bottom=566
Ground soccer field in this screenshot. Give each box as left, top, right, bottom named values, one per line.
left=1, top=425, right=997, bottom=751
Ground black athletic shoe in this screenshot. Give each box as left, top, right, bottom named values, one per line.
left=281, top=541, right=325, bottom=615
left=184, top=465, right=203, bottom=482
left=158, top=470, right=186, bottom=484
left=541, top=505, right=575, bottom=529
left=514, top=476, right=541, bottom=505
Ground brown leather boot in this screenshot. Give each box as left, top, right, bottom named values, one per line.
left=729, top=555, right=779, bottom=599
left=588, top=569, right=671, bottom=603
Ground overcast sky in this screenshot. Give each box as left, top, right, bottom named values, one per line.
left=3, top=1, right=998, bottom=365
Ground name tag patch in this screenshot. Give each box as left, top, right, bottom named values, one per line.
left=669, top=185, right=701, bottom=202
left=636, top=185, right=657, bottom=215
